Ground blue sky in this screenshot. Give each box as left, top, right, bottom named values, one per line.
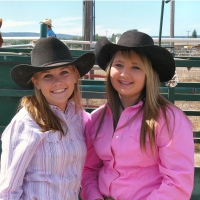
left=0, top=0, right=200, bottom=38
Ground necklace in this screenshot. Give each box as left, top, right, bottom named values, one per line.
left=119, top=99, right=125, bottom=110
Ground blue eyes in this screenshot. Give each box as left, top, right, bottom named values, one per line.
left=60, top=71, right=68, bottom=75
left=114, top=64, right=140, bottom=70
left=43, top=71, right=68, bottom=79
left=43, top=74, right=52, bottom=78
left=115, top=64, right=123, bottom=68
left=132, top=66, right=140, bottom=70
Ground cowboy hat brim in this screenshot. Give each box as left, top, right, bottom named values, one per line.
left=11, top=52, right=95, bottom=89
left=95, top=36, right=175, bottom=82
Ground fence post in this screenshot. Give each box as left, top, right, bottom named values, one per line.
left=40, top=24, right=47, bottom=38
left=168, top=87, right=175, bottom=103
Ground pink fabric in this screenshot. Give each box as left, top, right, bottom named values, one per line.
left=0, top=101, right=89, bottom=200
left=81, top=101, right=194, bottom=200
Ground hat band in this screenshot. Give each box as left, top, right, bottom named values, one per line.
left=40, top=60, right=73, bottom=67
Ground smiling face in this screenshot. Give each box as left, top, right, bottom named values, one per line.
left=110, top=50, right=146, bottom=106
left=32, top=65, right=78, bottom=112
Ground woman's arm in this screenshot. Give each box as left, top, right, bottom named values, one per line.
left=0, top=120, right=42, bottom=199
left=147, top=108, right=194, bottom=200
left=81, top=119, right=104, bottom=200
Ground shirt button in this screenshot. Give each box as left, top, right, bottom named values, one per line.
left=116, top=135, right=119, bottom=139
left=71, top=138, right=74, bottom=141
left=124, top=115, right=127, bottom=118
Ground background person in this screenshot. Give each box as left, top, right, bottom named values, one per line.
left=81, top=31, right=194, bottom=200
left=0, top=37, right=95, bottom=200
left=40, top=18, right=56, bottom=37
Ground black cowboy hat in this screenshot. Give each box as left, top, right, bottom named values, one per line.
left=11, top=36, right=95, bottom=89
left=94, top=30, right=175, bottom=82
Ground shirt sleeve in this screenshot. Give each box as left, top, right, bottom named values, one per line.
left=80, top=118, right=104, bottom=200
left=0, top=120, right=43, bottom=200
left=147, top=108, right=194, bottom=200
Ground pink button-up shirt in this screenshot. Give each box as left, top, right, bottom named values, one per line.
left=0, top=101, right=89, bottom=200
left=81, top=101, right=194, bottom=200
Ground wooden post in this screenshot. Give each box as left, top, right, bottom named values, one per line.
left=83, top=0, right=93, bottom=50
left=83, top=0, right=94, bottom=79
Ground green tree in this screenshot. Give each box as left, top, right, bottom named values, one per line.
left=6, top=40, right=31, bottom=45
left=191, top=29, right=197, bottom=38
left=111, top=33, right=115, bottom=42
left=95, top=34, right=102, bottom=41
left=109, top=33, right=122, bottom=43
left=68, top=36, right=83, bottom=49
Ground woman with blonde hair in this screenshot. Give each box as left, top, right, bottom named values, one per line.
left=0, top=36, right=95, bottom=200
left=81, top=31, right=194, bottom=200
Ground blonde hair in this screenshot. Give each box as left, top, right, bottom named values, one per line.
left=18, top=65, right=81, bottom=136
left=96, top=50, right=173, bottom=153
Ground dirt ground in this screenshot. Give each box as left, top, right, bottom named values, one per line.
left=82, top=67, right=200, bottom=167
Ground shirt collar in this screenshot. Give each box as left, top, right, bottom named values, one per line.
left=49, top=101, right=81, bottom=121
left=49, top=101, right=75, bottom=114
left=129, top=100, right=144, bottom=109
left=106, top=100, right=144, bottom=111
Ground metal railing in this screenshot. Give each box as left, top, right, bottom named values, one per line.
left=2, top=37, right=200, bottom=45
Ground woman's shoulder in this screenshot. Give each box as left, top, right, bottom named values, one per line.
left=158, top=103, right=192, bottom=131
left=86, top=104, right=110, bottom=127
left=12, top=107, right=33, bottom=123
left=90, top=104, right=107, bottom=117
left=80, top=109, right=91, bottom=124
left=66, top=101, right=91, bottom=125
left=161, top=104, right=187, bottom=119
left=2, top=107, right=44, bottom=142
left=8, top=107, right=43, bottom=134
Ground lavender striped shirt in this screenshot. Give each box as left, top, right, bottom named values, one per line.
left=0, top=101, right=89, bottom=200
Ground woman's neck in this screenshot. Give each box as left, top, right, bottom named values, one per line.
left=119, top=95, right=141, bottom=110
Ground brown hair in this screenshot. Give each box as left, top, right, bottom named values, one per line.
left=18, top=65, right=81, bottom=136
left=95, top=50, right=173, bottom=153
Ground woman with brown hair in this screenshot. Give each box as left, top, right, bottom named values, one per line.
left=81, top=31, right=194, bottom=200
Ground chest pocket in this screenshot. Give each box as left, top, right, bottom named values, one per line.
left=30, top=131, right=65, bottom=171
left=128, top=130, right=158, bottom=166
left=129, top=130, right=150, bottom=142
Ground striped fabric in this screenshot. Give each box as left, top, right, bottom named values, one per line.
left=0, top=101, right=89, bottom=200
